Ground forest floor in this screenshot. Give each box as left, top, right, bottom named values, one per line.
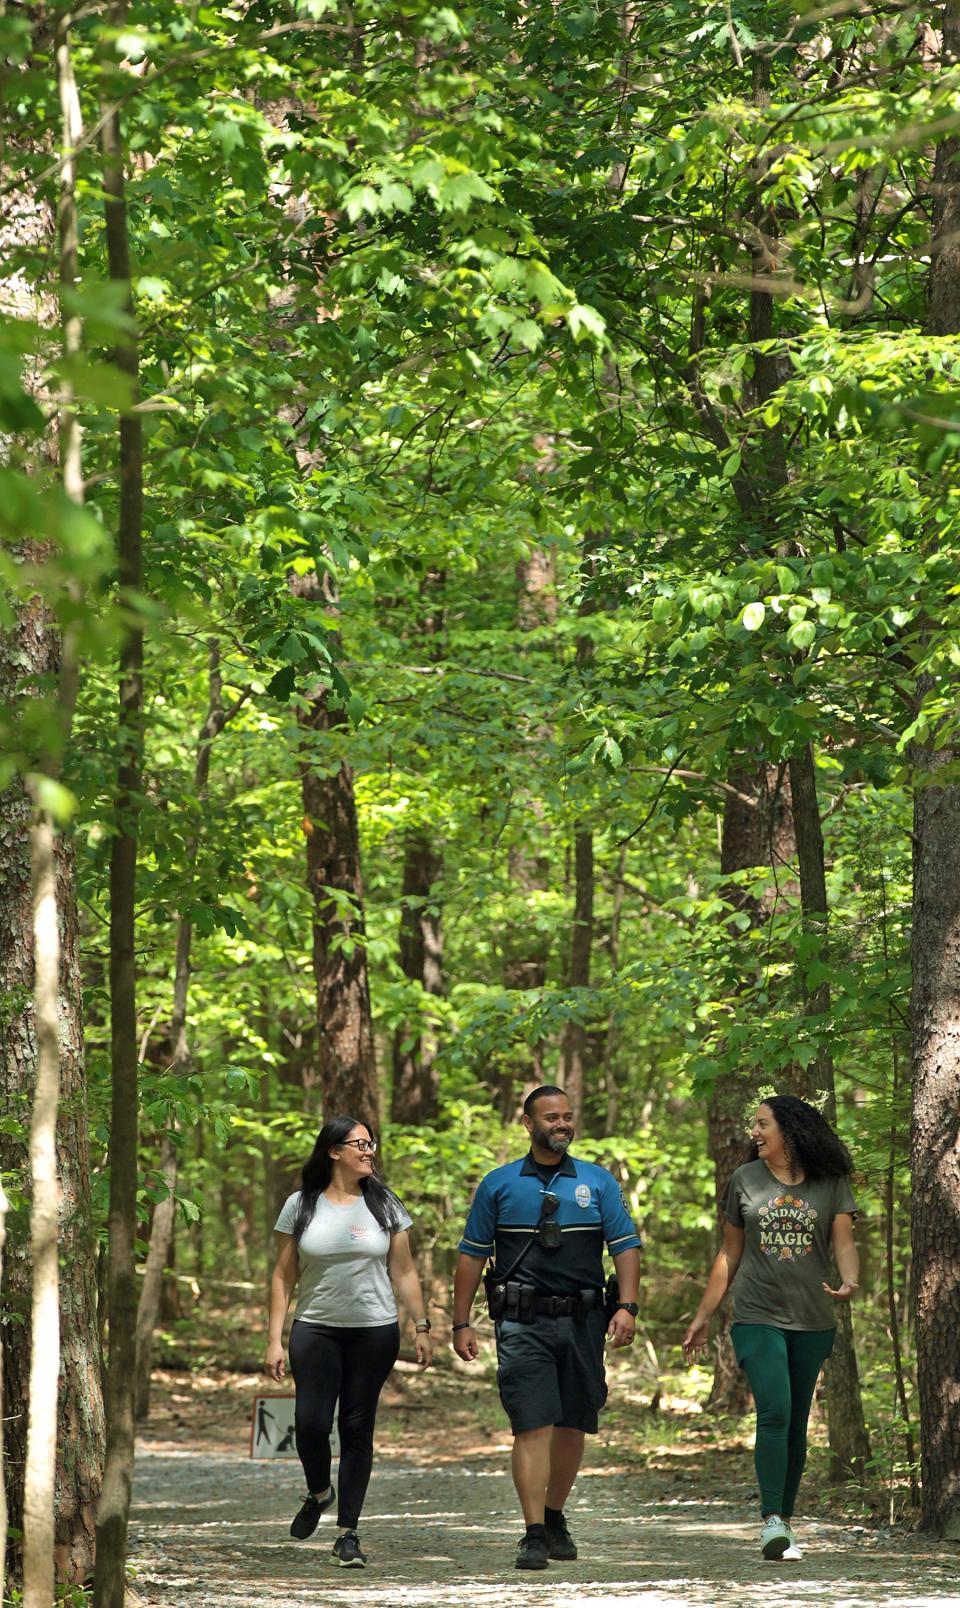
left=126, top=1309, right=959, bottom=1608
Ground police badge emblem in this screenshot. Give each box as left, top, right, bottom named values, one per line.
left=575, top=1183, right=592, bottom=1208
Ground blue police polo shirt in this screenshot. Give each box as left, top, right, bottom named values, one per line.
left=458, top=1151, right=641, bottom=1295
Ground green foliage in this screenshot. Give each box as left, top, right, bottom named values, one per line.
left=0, top=0, right=942, bottom=1497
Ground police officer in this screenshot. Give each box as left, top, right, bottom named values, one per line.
left=452, top=1085, right=641, bottom=1571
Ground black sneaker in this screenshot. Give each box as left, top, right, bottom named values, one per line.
left=544, top=1512, right=578, bottom=1560
left=516, top=1532, right=549, bottom=1570
left=332, top=1531, right=367, bottom=1568
left=289, top=1486, right=335, bottom=1539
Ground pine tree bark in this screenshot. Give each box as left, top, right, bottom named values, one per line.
left=94, top=31, right=145, bottom=1603
left=789, top=743, right=871, bottom=1482
left=909, top=0, right=960, bottom=1539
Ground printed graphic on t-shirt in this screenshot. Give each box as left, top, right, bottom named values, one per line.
left=349, top=1222, right=374, bottom=1241
left=758, top=1192, right=819, bottom=1262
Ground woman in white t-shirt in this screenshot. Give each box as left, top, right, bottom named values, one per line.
left=265, top=1114, right=432, bottom=1568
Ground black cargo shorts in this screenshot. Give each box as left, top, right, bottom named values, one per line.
left=495, top=1308, right=607, bottom=1434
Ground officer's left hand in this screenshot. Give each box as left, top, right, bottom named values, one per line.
left=606, top=1310, right=636, bottom=1349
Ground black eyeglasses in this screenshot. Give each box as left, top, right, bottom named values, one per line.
left=340, top=1138, right=377, bottom=1154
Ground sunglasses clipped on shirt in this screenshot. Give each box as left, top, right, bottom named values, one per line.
left=340, top=1138, right=378, bottom=1154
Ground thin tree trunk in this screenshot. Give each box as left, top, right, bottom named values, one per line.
left=134, top=1132, right=177, bottom=1422
left=706, top=763, right=794, bottom=1414
left=294, top=573, right=378, bottom=1127
left=301, top=692, right=379, bottom=1126
left=602, top=849, right=626, bottom=1137
left=22, top=819, right=60, bottom=1608
left=878, top=864, right=916, bottom=1504
left=21, top=21, right=85, bottom=1600
left=390, top=569, right=445, bottom=1124
left=0, top=1181, right=7, bottom=1608
left=909, top=0, right=960, bottom=1539
left=560, top=829, right=593, bottom=1127
left=135, top=645, right=246, bottom=1419
left=390, top=833, right=444, bottom=1123
left=498, top=544, right=556, bottom=1109
left=561, top=550, right=599, bottom=1128
left=788, top=743, right=871, bottom=1482
left=94, top=28, right=145, bottom=1602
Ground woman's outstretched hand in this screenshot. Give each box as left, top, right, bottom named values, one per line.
left=822, top=1280, right=859, bottom=1302
left=414, top=1332, right=434, bottom=1369
left=681, top=1315, right=711, bottom=1361
left=264, top=1339, right=285, bottom=1382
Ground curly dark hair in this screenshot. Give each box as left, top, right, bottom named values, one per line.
left=747, top=1094, right=853, bottom=1181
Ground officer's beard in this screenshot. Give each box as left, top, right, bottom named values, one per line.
left=530, top=1121, right=573, bottom=1155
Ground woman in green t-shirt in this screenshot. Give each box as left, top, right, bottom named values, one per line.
left=682, top=1095, right=859, bottom=1562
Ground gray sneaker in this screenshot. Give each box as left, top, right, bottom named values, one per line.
left=761, top=1515, right=791, bottom=1560
left=332, top=1530, right=367, bottom=1567
left=782, top=1522, right=803, bottom=1560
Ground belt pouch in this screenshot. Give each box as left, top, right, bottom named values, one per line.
left=518, top=1284, right=537, bottom=1323
left=484, top=1271, right=506, bottom=1320
left=503, top=1282, right=522, bottom=1321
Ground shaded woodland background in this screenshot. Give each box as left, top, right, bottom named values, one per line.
left=2, top=0, right=960, bottom=1602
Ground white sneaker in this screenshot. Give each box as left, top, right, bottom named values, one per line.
left=782, top=1523, right=803, bottom=1560
left=761, top=1515, right=791, bottom=1560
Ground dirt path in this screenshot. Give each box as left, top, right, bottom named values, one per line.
left=125, top=1357, right=958, bottom=1608
left=128, top=1369, right=959, bottom=1608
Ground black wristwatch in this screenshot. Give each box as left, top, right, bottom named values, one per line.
left=415, top=1318, right=431, bottom=1333
left=614, top=1302, right=639, bottom=1317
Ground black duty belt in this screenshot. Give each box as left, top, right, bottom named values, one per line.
left=533, top=1288, right=603, bottom=1317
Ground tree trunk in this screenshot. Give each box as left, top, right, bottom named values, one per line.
left=390, top=832, right=444, bottom=1123
left=908, top=0, right=960, bottom=1540
left=0, top=626, right=105, bottom=1587
left=299, top=640, right=379, bottom=1127
left=22, top=817, right=61, bottom=1608
left=910, top=735, right=960, bottom=1535
left=498, top=544, right=557, bottom=1109
left=560, top=829, right=593, bottom=1127
left=602, top=850, right=626, bottom=1136
left=706, top=762, right=794, bottom=1414
left=94, top=37, right=145, bottom=1604
left=301, top=711, right=378, bottom=1126
left=134, top=1132, right=177, bottom=1422
left=135, top=644, right=244, bottom=1419
left=789, top=742, right=871, bottom=1483
left=0, top=1179, right=7, bottom=1608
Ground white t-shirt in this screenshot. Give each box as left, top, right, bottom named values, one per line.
left=274, top=1189, right=412, bottom=1328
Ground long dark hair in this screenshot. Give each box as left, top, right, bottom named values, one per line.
left=747, top=1094, right=853, bottom=1181
left=291, top=1115, right=403, bottom=1243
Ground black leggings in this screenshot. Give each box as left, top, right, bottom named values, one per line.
left=288, top=1319, right=400, bottom=1530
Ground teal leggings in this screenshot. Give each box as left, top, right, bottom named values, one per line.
left=731, top=1323, right=835, bottom=1518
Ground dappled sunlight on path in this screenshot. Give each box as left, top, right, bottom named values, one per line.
left=128, top=1448, right=959, bottom=1608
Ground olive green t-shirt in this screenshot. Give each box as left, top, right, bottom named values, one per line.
left=724, top=1160, right=858, bottom=1331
